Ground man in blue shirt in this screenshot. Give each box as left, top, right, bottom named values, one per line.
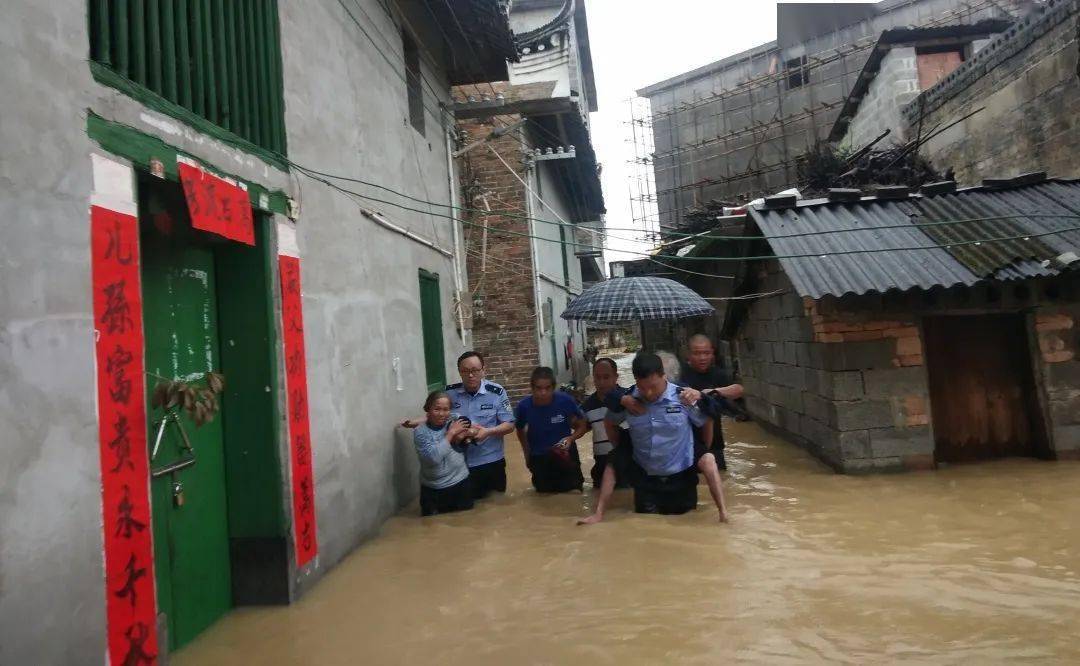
left=514, top=367, right=588, bottom=493
left=403, top=351, right=515, bottom=499
left=579, top=352, right=729, bottom=523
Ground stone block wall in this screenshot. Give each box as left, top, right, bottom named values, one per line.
left=734, top=261, right=933, bottom=473
left=459, top=113, right=541, bottom=400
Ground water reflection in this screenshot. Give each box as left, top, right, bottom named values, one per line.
left=177, top=420, right=1080, bottom=665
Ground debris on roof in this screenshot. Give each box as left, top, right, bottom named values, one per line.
left=797, top=141, right=947, bottom=197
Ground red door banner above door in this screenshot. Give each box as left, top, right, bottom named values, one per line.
left=178, top=160, right=255, bottom=246
left=90, top=205, right=160, bottom=665
left=279, top=255, right=318, bottom=567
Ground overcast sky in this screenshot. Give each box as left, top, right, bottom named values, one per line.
left=586, top=0, right=822, bottom=268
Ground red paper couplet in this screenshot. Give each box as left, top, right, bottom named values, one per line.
left=90, top=205, right=159, bottom=665
left=279, top=255, right=318, bottom=567
left=178, top=161, right=255, bottom=246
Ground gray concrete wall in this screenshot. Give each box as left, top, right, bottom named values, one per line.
left=278, top=0, right=468, bottom=583
left=1, top=0, right=472, bottom=662
left=909, top=1, right=1080, bottom=183
left=842, top=47, right=920, bottom=149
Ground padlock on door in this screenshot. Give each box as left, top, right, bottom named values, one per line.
left=172, top=479, right=185, bottom=507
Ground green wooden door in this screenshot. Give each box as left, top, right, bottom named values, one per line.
left=141, top=199, right=232, bottom=650
left=419, top=271, right=446, bottom=391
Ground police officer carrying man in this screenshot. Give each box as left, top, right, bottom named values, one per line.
left=402, top=351, right=515, bottom=499
left=578, top=352, right=729, bottom=524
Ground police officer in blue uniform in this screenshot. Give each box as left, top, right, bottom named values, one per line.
left=445, top=351, right=515, bottom=499
left=402, top=352, right=514, bottom=498
left=578, top=352, right=729, bottom=524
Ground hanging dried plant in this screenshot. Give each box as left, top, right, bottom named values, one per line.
left=150, top=372, right=226, bottom=427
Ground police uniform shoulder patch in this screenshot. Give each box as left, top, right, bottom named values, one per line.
left=445, top=382, right=463, bottom=391
left=485, top=383, right=505, bottom=395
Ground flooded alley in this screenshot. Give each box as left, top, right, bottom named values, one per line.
left=177, top=421, right=1080, bottom=665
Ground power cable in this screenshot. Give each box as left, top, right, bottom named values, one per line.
left=293, top=163, right=1080, bottom=269
left=287, top=155, right=1080, bottom=248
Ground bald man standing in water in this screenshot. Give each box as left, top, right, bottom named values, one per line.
left=678, top=334, right=744, bottom=470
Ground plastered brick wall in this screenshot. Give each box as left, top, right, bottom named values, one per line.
left=458, top=113, right=540, bottom=401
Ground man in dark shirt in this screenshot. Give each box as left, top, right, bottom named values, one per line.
left=678, top=334, right=744, bottom=470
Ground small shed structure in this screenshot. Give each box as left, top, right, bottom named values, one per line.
left=722, top=175, right=1080, bottom=472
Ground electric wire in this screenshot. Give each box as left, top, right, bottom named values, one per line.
left=307, top=2, right=1079, bottom=275
left=291, top=161, right=1080, bottom=263
left=288, top=157, right=1080, bottom=246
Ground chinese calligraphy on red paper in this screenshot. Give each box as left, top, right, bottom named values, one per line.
left=91, top=205, right=159, bottom=665
left=279, top=255, right=318, bottom=567
left=178, top=161, right=255, bottom=246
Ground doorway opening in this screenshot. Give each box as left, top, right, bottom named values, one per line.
left=138, top=173, right=288, bottom=652
left=923, top=313, right=1050, bottom=463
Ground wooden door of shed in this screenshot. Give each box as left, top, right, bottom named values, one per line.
left=923, top=314, right=1048, bottom=462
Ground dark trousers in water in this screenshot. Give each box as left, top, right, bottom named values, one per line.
left=631, top=464, right=698, bottom=515
left=590, top=454, right=630, bottom=489
left=529, top=444, right=584, bottom=493
left=693, top=436, right=726, bottom=471
left=468, top=458, right=507, bottom=499
left=419, top=477, right=475, bottom=516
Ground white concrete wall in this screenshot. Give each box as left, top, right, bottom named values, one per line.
left=506, top=1, right=593, bottom=122
left=529, top=161, right=586, bottom=384
left=0, top=0, right=471, bottom=661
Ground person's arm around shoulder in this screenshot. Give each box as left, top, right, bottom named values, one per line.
left=685, top=398, right=709, bottom=429
left=707, top=367, right=743, bottom=400
left=710, top=383, right=744, bottom=400
left=619, top=393, right=647, bottom=416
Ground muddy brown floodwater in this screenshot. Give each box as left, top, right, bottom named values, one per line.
left=177, top=420, right=1080, bottom=665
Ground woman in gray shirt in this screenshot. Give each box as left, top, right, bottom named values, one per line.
left=412, top=391, right=474, bottom=516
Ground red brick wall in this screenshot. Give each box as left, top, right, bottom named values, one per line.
left=458, top=113, right=540, bottom=400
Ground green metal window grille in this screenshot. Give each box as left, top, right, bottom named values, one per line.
left=89, top=0, right=287, bottom=156
left=418, top=270, right=446, bottom=392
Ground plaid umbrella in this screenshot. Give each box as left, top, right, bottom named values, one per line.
left=560, top=277, right=714, bottom=323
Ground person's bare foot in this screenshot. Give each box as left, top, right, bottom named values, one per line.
left=577, top=513, right=603, bottom=525
left=718, top=512, right=729, bottom=524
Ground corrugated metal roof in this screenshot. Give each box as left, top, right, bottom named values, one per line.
left=748, top=179, right=1080, bottom=299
